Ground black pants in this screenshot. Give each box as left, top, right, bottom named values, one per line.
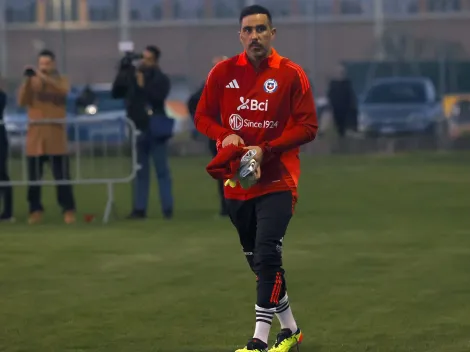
left=27, top=155, right=75, bottom=214
left=209, top=139, right=228, bottom=215
left=0, top=132, right=13, bottom=218
left=332, top=108, right=357, bottom=137
left=332, top=108, right=347, bottom=138
left=226, top=191, right=293, bottom=309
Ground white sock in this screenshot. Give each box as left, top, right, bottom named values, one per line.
left=275, top=294, right=298, bottom=333
left=253, top=305, right=275, bottom=344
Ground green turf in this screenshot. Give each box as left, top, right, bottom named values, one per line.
left=1, top=152, right=470, bottom=352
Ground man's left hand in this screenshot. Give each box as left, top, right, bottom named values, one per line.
left=253, top=164, right=261, bottom=181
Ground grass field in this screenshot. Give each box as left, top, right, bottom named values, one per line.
left=1, top=152, right=470, bottom=352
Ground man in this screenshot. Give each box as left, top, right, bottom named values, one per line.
left=17, top=49, right=76, bottom=224
left=0, top=81, right=13, bottom=221
left=187, top=55, right=229, bottom=217
left=112, top=45, right=173, bottom=220
left=327, top=64, right=357, bottom=137
left=194, top=5, right=318, bottom=352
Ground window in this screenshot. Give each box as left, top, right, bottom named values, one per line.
left=173, top=0, right=204, bottom=20
left=256, top=0, right=291, bottom=18
left=364, top=81, right=428, bottom=104
left=213, top=0, right=245, bottom=19
left=130, top=0, right=164, bottom=21
left=6, top=0, right=36, bottom=23
left=46, top=0, right=79, bottom=22
left=88, top=0, right=118, bottom=21
left=340, top=0, right=364, bottom=15
left=427, top=0, right=461, bottom=12
left=382, top=0, right=420, bottom=14
left=361, top=0, right=419, bottom=16
left=313, top=0, right=335, bottom=15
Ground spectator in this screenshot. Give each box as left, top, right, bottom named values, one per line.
left=327, top=64, right=358, bottom=137
left=17, top=49, right=76, bottom=224
left=112, top=45, right=174, bottom=220
left=0, top=78, right=13, bottom=222
left=187, top=55, right=229, bottom=217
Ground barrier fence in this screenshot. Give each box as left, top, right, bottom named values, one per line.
left=0, top=116, right=141, bottom=223
left=1, top=113, right=469, bottom=224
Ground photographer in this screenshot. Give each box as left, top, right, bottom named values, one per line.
left=17, top=49, right=76, bottom=224
left=0, top=78, right=13, bottom=221
left=112, top=45, right=174, bottom=220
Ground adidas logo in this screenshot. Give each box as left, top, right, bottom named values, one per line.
left=226, top=79, right=240, bottom=89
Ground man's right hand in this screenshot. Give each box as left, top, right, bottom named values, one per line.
left=222, top=134, right=244, bottom=148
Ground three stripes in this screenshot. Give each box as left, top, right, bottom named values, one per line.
left=226, top=79, right=240, bottom=89
left=255, top=271, right=285, bottom=326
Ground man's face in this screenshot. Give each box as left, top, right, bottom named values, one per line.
left=38, top=55, right=55, bottom=74
left=239, top=14, right=275, bottom=61
left=142, top=49, right=156, bottom=68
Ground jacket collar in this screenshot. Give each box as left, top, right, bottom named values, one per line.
left=236, top=48, right=282, bottom=69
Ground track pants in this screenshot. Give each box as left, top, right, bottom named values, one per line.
left=226, top=191, right=293, bottom=309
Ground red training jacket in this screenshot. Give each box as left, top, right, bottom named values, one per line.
left=194, top=48, right=318, bottom=201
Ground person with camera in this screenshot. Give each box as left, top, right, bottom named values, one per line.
left=112, top=45, right=174, bottom=220
left=0, top=78, right=13, bottom=222
left=17, top=49, right=76, bottom=225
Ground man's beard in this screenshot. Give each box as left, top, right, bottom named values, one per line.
left=249, top=48, right=267, bottom=61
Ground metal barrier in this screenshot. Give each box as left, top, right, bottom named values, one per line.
left=0, top=116, right=140, bottom=223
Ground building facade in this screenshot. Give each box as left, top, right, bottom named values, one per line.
left=1, top=0, right=470, bottom=93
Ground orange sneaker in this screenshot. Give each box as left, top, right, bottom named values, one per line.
left=64, top=211, right=76, bottom=224
left=28, top=211, right=43, bottom=224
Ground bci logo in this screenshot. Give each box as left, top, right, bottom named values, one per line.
left=237, top=97, right=268, bottom=111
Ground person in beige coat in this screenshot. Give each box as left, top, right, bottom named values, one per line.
left=17, top=49, right=76, bottom=224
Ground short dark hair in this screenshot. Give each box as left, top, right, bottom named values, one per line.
left=38, top=49, right=56, bottom=61
left=239, top=5, right=272, bottom=26
left=145, top=45, right=161, bottom=61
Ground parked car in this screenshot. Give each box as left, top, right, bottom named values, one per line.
left=358, top=77, right=447, bottom=137
left=69, top=84, right=128, bottom=144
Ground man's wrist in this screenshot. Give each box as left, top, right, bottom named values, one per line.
left=218, top=131, right=234, bottom=143
left=259, top=141, right=272, bottom=155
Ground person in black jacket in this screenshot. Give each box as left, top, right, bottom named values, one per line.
left=0, top=84, right=13, bottom=221
left=187, top=55, right=228, bottom=216
left=112, top=45, right=174, bottom=219
left=327, top=64, right=358, bottom=137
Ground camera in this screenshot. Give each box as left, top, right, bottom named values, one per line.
left=120, top=51, right=143, bottom=69
left=24, top=68, right=36, bottom=77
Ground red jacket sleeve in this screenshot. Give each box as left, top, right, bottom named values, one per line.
left=261, top=66, right=318, bottom=154
left=194, top=64, right=234, bottom=141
